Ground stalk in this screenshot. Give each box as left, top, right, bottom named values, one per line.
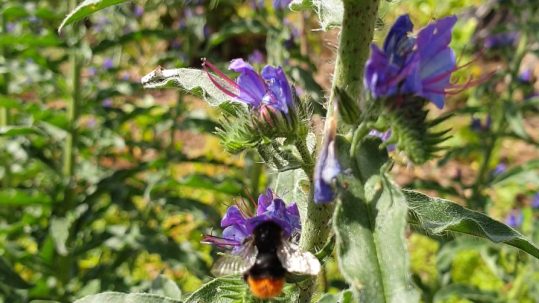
left=168, top=92, right=182, bottom=158
left=1, top=14, right=11, bottom=188
left=57, top=0, right=83, bottom=292
left=298, top=1, right=381, bottom=301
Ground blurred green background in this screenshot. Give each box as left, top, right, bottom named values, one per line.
left=1, top=0, right=539, bottom=302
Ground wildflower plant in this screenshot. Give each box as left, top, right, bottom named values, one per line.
left=56, top=0, right=539, bottom=303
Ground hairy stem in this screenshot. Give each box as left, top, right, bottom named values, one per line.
left=57, top=0, right=83, bottom=293
left=298, top=1, right=381, bottom=302
left=295, top=138, right=314, bottom=179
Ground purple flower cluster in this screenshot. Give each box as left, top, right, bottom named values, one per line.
left=484, top=32, right=517, bottom=48
left=365, top=14, right=489, bottom=109
left=202, top=189, right=300, bottom=253
left=203, top=59, right=293, bottom=115
left=505, top=209, right=523, bottom=228
left=470, top=115, right=491, bottom=132
left=314, top=114, right=341, bottom=204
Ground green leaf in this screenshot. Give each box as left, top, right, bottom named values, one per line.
left=404, top=189, right=539, bottom=259
left=334, top=137, right=419, bottom=302
left=184, top=278, right=245, bottom=303
left=488, top=159, right=539, bottom=187
left=150, top=275, right=182, bottom=300
left=1, top=5, right=29, bottom=18
left=141, top=67, right=230, bottom=106
left=0, top=257, right=33, bottom=289
left=58, top=0, right=132, bottom=32
left=290, top=0, right=343, bottom=31
left=73, top=292, right=183, bottom=303
left=504, top=101, right=529, bottom=140
left=0, top=126, right=43, bottom=137
left=0, top=96, right=23, bottom=109
left=433, top=284, right=501, bottom=303
left=0, top=189, right=52, bottom=205
left=317, top=290, right=354, bottom=303
left=50, top=217, right=71, bottom=256
left=207, top=19, right=267, bottom=48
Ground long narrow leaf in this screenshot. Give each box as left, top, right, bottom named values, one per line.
left=405, top=189, right=539, bottom=259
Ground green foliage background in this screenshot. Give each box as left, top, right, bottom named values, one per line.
left=1, top=0, right=539, bottom=302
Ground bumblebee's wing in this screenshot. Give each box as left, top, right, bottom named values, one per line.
left=277, top=240, right=321, bottom=276
left=210, top=238, right=258, bottom=277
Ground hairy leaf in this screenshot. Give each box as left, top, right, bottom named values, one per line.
left=141, top=67, right=230, bottom=106
left=334, top=137, right=419, bottom=302
left=58, top=0, right=132, bottom=32
left=0, top=257, right=33, bottom=289
left=150, top=275, right=182, bottom=300
left=184, top=278, right=245, bottom=303
left=317, top=290, right=353, bottom=303
left=74, top=292, right=182, bottom=303
left=405, top=189, right=539, bottom=259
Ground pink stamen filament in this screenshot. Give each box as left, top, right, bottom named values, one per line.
left=202, top=60, right=239, bottom=89
left=233, top=198, right=249, bottom=218
left=202, top=64, right=239, bottom=99
left=240, top=196, right=254, bottom=217
left=245, top=187, right=258, bottom=210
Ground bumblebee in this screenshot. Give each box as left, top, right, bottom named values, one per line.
left=211, top=221, right=320, bottom=299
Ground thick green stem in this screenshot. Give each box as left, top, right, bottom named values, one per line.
left=1, top=15, right=11, bottom=188
left=326, top=0, right=380, bottom=126
left=298, top=1, right=381, bottom=302
left=57, top=0, right=83, bottom=293
left=295, top=138, right=314, bottom=179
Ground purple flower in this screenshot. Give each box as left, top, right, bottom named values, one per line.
left=6, top=22, right=15, bottom=32
left=102, top=98, right=113, bottom=107
left=532, top=192, right=539, bottom=209
left=203, top=59, right=293, bottom=115
left=88, top=67, right=97, bottom=76
left=201, top=188, right=301, bottom=253
left=314, top=114, right=341, bottom=203
left=365, top=14, right=490, bottom=109
left=369, top=130, right=396, bottom=152
left=103, top=58, right=114, bottom=69
left=505, top=210, right=523, bottom=228
left=250, top=0, right=265, bottom=9
left=470, top=115, right=491, bottom=132
left=133, top=5, right=144, bottom=17
left=491, top=163, right=507, bottom=176
left=273, top=0, right=292, bottom=9
left=248, top=50, right=265, bottom=64
left=484, top=32, right=517, bottom=48
left=519, top=69, right=532, bottom=82
left=121, top=71, right=130, bottom=81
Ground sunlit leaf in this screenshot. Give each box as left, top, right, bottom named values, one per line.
left=58, top=0, right=133, bottom=32
left=0, top=189, right=52, bottom=205
left=0, top=257, right=33, bottom=289
left=50, top=217, right=71, bottom=256
left=141, top=67, right=230, bottom=106
left=405, top=189, right=539, bottom=259
left=334, top=137, right=419, bottom=302
left=150, top=275, right=182, bottom=300
left=74, top=292, right=183, bottom=303
left=318, top=290, right=354, bottom=303
left=0, top=126, right=43, bottom=137
left=184, top=278, right=245, bottom=303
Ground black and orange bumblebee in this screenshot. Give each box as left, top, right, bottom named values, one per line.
left=210, top=221, right=321, bottom=299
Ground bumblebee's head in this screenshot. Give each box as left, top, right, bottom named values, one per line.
left=252, top=221, right=283, bottom=250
